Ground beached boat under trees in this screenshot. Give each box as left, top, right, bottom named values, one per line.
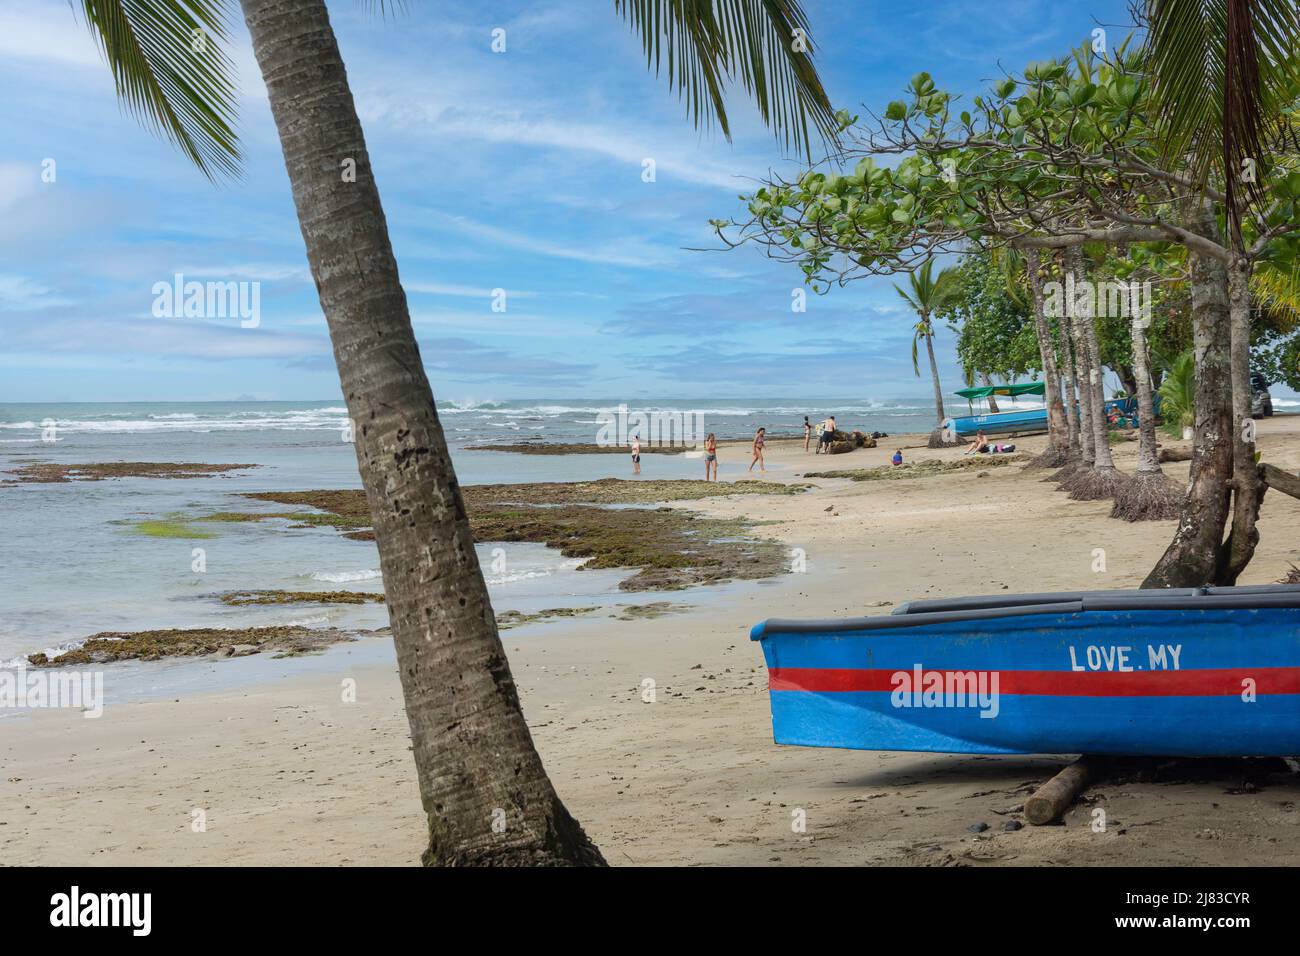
left=753, top=585, right=1300, bottom=756
left=941, top=382, right=1143, bottom=437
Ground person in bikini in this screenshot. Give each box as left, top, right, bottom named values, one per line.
left=748, top=427, right=766, bottom=473
left=802, top=416, right=812, bottom=453
left=704, top=433, right=718, bottom=481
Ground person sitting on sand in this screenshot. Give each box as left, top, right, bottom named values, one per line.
left=817, top=415, right=836, bottom=454
left=892, top=449, right=903, bottom=466
left=704, top=433, right=718, bottom=482
left=631, top=433, right=641, bottom=475
left=802, top=416, right=812, bottom=453
left=748, top=427, right=766, bottom=473
left=964, top=430, right=989, bottom=455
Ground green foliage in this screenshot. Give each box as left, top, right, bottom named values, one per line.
left=1158, top=350, right=1196, bottom=438
left=893, top=260, right=961, bottom=376
left=1144, top=0, right=1300, bottom=225
left=614, top=0, right=839, bottom=160
left=935, top=250, right=1039, bottom=383
left=74, top=0, right=242, bottom=179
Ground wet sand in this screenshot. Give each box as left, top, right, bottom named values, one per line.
left=6, top=418, right=1300, bottom=865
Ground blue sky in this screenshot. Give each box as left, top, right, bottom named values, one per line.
left=0, top=0, right=1139, bottom=403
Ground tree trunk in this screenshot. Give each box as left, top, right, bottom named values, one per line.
left=1071, top=248, right=1118, bottom=474
left=1067, top=262, right=1095, bottom=469
left=1110, top=304, right=1183, bottom=521
left=1143, top=198, right=1234, bottom=589
left=1130, top=313, right=1162, bottom=477
left=926, top=327, right=946, bottom=423
left=980, top=373, right=1001, bottom=413
left=240, top=0, right=604, bottom=866
left=925, top=326, right=954, bottom=447
left=1061, top=314, right=1080, bottom=453
left=1025, top=248, right=1070, bottom=466
left=1220, top=254, right=1264, bottom=582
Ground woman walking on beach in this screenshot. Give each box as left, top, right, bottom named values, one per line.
left=802, top=416, right=812, bottom=453
left=631, top=434, right=641, bottom=475
left=748, top=427, right=766, bottom=473
left=704, top=433, right=718, bottom=482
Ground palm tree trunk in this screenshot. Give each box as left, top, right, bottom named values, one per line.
left=1143, top=197, right=1235, bottom=588
left=1221, top=254, right=1265, bottom=581
left=240, top=0, right=603, bottom=866
left=1131, top=314, right=1164, bottom=478
left=924, top=327, right=951, bottom=447
left=1061, top=247, right=1125, bottom=500
left=1024, top=248, right=1069, bottom=466
left=1068, top=267, right=1095, bottom=469
left=1072, top=249, right=1119, bottom=474
left=1110, top=306, right=1183, bottom=520
left=1061, top=313, right=1080, bottom=453
left=981, top=373, right=1001, bottom=413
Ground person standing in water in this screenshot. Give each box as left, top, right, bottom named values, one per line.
left=802, top=416, right=812, bottom=453
left=631, top=433, right=641, bottom=475
left=748, top=427, right=766, bottom=473
left=704, top=433, right=717, bottom=482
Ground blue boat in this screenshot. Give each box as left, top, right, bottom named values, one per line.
left=941, top=382, right=1147, bottom=438
left=751, top=585, right=1300, bottom=756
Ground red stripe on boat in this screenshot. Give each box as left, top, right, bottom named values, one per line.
left=768, top=667, right=1300, bottom=697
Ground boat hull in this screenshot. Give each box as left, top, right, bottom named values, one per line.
left=943, top=398, right=1144, bottom=438
left=752, top=588, right=1300, bottom=756
left=943, top=407, right=1046, bottom=437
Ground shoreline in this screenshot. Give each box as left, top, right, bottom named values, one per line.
left=6, top=419, right=1300, bottom=865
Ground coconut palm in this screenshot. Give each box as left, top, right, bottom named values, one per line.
left=1144, top=0, right=1300, bottom=241
left=67, top=0, right=835, bottom=865
left=1158, top=350, right=1197, bottom=440
left=1142, top=0, right=1300, bottom=585
left=896, top=259, right=961, bottom=446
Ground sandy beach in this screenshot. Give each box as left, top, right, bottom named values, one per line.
left=7, top=419, right=1300, bottom=867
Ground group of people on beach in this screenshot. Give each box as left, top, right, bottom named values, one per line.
left=627, top=427, right=765, bottom=479
left=632, top=412, right=916, bottom=479
left=629, top=431, right=725, bottom=479
left=803, top=415, right=838, bottom=455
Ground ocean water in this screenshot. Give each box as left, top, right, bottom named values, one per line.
left=0, top=398, right=935, bottom=672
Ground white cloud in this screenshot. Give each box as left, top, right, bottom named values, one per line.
left=404, top=280, right=535, bottom=298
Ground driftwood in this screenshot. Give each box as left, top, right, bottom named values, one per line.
left=822, top=430, right=877, bottom=455
left=1260, top=463, right=1300, bottom=501
left=1024, top=757, right=1104, bottom=825
left=1157, top=446, right=1192, bottom=463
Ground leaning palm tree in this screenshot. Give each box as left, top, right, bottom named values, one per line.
left=68, top=0, right=836, bottom=865
left=896, top=260, right=961, bottom=447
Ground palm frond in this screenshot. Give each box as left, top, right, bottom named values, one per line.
left=893, top=283, right=921, bottom=313
left=76, top=0, right=241, bottom=180
left=613, top=0, right=838, bottom=159
left=1143, top=0, right=1300, bottom=236
left=1253, top=256, right=1300, bottom=324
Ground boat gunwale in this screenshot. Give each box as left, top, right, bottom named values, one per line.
left=751, top=585, right=1300, bottom=641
